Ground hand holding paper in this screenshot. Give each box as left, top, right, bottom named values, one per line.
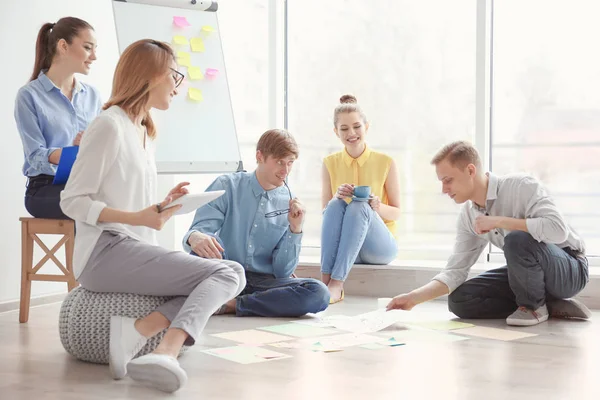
left=386, top=293, right=417, bottom=311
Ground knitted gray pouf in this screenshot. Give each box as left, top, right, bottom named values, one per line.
left=59, top=286, right=187, bottom=364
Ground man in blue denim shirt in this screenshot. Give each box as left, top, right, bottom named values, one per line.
left=183, top=129, right=330, bottom=317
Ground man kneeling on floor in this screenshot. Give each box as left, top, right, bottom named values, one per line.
left=387, top=141, right=591, bottom=326
left=183, top=129, right=330, bottom=317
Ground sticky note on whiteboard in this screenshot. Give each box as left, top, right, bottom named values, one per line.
left=177, top=51, right=191, bottom=67
left=205, top=68, right=219, bottom=78
left=172, top=35, right=188, bottom=46
left=173, top=16, right=191, bottom=28
left=188, top=87, right=203, bottom=102
left=188, top=66, right=204, bottom=80
left=190, top=37, right=205, bottom=52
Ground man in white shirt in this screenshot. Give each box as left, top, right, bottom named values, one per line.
left=387, top=141, right=591, bottom=326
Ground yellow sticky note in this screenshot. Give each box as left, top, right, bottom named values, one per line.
left=172, top=35, right=188, bottom=46
left=190, top=37, right=205, bottom=52
left=202, top=25, right=215, bottom=33
left=188, top=66, right=204, bottom=80
left=188, top=87, right=203, bottom=102
left=177, top=51, right=191, bottom=67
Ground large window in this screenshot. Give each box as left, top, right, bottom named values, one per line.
left=171, top=0, right=599, bottom=263
left=287, top=0, right=477, bottom=256
left=492, top=0, right=600, bottom=256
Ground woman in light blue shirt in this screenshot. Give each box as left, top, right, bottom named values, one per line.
left=14, top=17, right=102, bottom=219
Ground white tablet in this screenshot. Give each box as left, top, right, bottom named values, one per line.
left=162, top=190, right=226, bottom=215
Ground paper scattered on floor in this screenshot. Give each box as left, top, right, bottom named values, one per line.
left=359, top=343, right=387, bottom=350
left=322, top=309, right=410, bottom=333
left=359, top=338, right=405, bottom=350
left=211, top=329, right=293, bottom=345
left=406, top=320, right=475, bottom=331
left=268, top=333, right=385, bottom=352
left=453, top=326, right=538, bottom=341
left=268, top=341, right=306, bottom=350
left=311, top=342, right=344, bottom=353
left=258, top=323, right=338, bottom=338
left=290, top=317, right=336, bottom=328
left=291, top=309, right=466, bottom=334
left=202, top=346, right=291, bottom=364
left=381, top=329, right=470, bottom=344
left=302, top=332, right=386, bottom=352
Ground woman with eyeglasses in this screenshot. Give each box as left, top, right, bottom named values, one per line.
left=321, top=94, right=401, bottom=304
left=60, top=39, right=245, bottom=393
left=14, top=17, right=103, bottom=219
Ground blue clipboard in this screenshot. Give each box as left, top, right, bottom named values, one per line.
left=53, top=146, right=79, bottom=185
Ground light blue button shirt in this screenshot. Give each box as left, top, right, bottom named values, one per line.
left=14, top=71, right=103, bottom=177
left=183, top=172, right=303, bottom=278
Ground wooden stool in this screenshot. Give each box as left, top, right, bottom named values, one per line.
left=19, top=217, right=78, bottom=323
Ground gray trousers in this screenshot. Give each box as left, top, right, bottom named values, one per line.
left=78, top=231, right=246, bottom=345
left=448, top=231, right=589, bottom=318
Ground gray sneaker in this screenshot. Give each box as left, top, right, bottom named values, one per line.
left=547, top=298, right=592, bottom=320
left=506, top=304, right=549, bottom=326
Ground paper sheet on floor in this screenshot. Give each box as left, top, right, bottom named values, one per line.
left=380, top=329, right=470, bottom=344
left=301, top=332, right=387, bottom=352
left=359, top=338, right=405, bottom=349
left=405, top=320, right=475, bottom=331
left=322, top=309, right=411, bottom=333
left=211, top=329, right=293, bottom=345
left=289, top=317, right=337, bottom=328
left=202, top=346, right=291, bottom=364
left=258, top=323, right=339, bottom=338
left=452, top=326, right=538, bottom=341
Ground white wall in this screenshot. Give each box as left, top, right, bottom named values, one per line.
left=0, top=1, right=246, bottom=305
left=0, top=1, right=119, bottom=303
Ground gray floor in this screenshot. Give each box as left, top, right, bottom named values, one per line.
left=1, top=296, right=599, bottom=400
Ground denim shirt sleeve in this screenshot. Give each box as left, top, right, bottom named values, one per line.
left=182, top=176, right=229, bottom=253
left=271, top=227, right=302, bottom=278
left=14, top=88, right=58, bottom=175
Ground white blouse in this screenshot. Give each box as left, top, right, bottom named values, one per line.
left=61, top=105, right=158, bottom=278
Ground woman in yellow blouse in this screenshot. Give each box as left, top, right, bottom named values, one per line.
left=321, top=95, right=401, bottom=303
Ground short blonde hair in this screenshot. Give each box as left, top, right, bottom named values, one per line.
left=431, top=141, right=481, bottom=169
left=256, top=129, right=299, bottom=160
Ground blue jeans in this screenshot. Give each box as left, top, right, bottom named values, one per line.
left=320, top=198, right=398, bottom=281
left=236, top=271, right=330, bottom=317
left=448, top=231, right=589, bottom=318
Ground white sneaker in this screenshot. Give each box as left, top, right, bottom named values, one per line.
left=127, top=353, right=188, bottom=393
left=109, top=316, right=148, bottom=380
left=506, top=304, right=549, bottom=326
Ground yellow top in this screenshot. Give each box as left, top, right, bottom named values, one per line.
left=324, top=146, right=397, bottom=236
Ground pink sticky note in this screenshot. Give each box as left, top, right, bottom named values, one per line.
left=205, top=68, right=219, bottom=78
left=173, top=16, right=191, bottom=28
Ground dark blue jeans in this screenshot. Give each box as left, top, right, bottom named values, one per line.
left=25, top=175, right=69, bottom=219
left=448, top=231, right=589, bottom=319
left=236, top=271, right=330, bottom=317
